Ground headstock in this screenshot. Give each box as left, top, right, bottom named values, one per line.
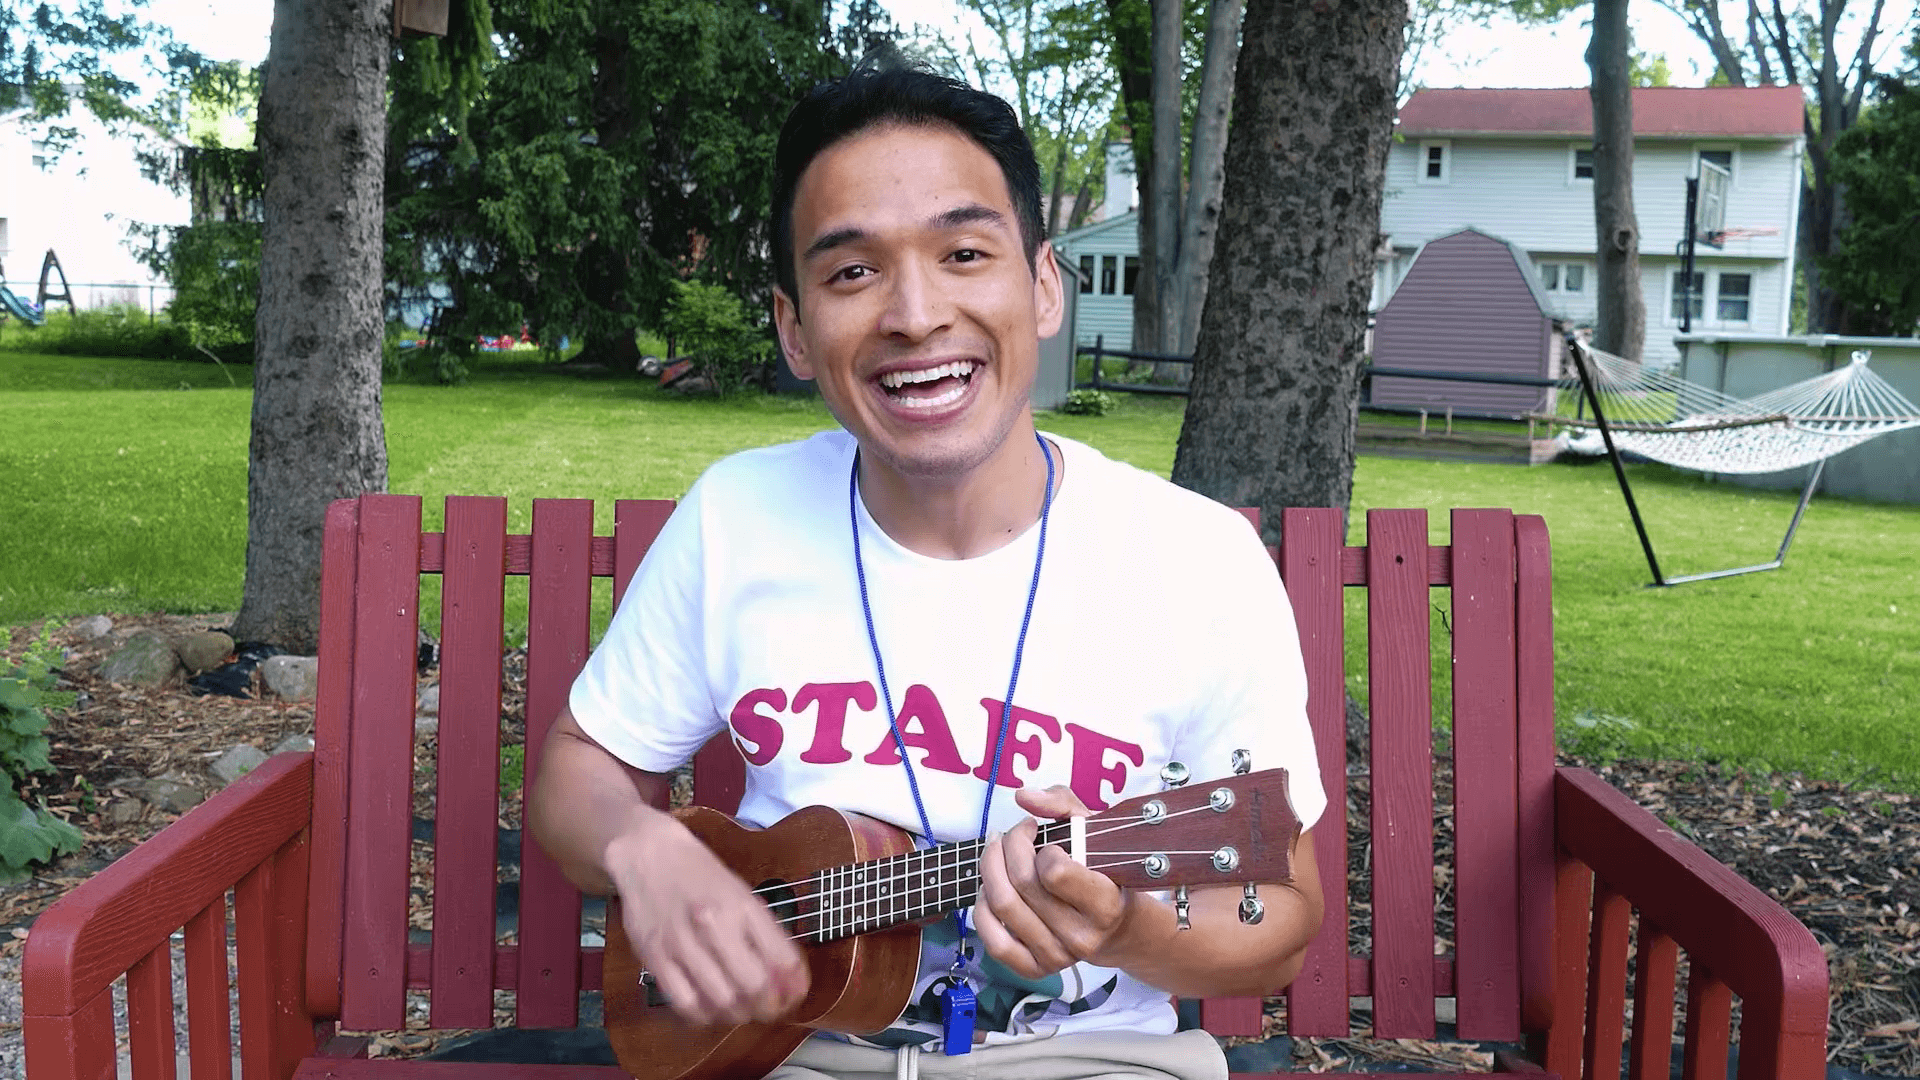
left=1073, top=752, right=1301, bottom=915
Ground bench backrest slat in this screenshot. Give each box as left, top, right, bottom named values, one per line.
left=1449, top=508, right=1522, bottom=1040
left=1515, top=515, right=1559, bottom=1031
left=430, top=495, right=510, bottom=1028
left=1278, top=507, right=1353, bottom=1036
left=314, top=494, right=1554, bottom=1045
left=518, top=499, right=596, bottom=1027
left=341, top=495, right=425, bottom=1030
left=1366, top=508, right=1438, bottom=1039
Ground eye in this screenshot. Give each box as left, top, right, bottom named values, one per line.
left=830, top=264, right=873, bottom=284
left=949, top=248, right=985, bottom=264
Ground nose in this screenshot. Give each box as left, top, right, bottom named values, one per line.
left=875, top=258, right=952, bottom=342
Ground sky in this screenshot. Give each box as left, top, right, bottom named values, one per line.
left=138, top=0, right=1916, bottom=93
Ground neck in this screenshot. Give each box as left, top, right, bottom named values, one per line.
left=857, top=419, right=1061, bottom=560
left=796, top=822, right=1071, bottom=944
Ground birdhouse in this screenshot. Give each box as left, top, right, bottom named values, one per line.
left=393, top=0, right=448, bottom=37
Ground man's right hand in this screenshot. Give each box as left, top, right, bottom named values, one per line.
left=603, top=806, right=811, bottom=1027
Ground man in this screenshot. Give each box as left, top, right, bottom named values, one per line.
left=529, top=55, right=1325, bottom=1079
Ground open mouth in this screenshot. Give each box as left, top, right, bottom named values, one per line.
left=875, top=360, right=980, bottom=411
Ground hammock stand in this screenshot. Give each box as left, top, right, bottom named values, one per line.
left=1561, top=334, right=1919, bottom=587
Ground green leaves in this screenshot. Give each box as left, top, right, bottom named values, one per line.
left=1821, top=76, right=1920, bottom=334
left=0, top=626, right=85, bottom=882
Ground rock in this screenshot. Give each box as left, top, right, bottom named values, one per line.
left=173, top=630, right=234, bottom=674
left=416, top=682, right=440, bottom=717
left=104, top=798, right=145, bottom=827
left=130, top=773, right=205, bottom=814
left=260, top=655, right=319, bottom=701
left=414, top=716, right=439, bottom=737
left=70, top=615, right=113, bottom=641
left=211, top=744, right=270, bottom=785
left=98, top=631, right=184, bottom=687
left=272, top=732, right=315, bottom=756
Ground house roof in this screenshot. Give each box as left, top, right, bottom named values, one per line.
left=1404, top=227, right=1553, bottom=315
left=1398, top=87, right=1805, bottom=138
left=1052, top=208, right=1137, bottom=246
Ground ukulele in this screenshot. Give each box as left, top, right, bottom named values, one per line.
left=601, top=755, right=1302, bottom=1080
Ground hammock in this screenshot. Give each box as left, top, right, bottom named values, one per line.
left=1554, top=345, right=1920, bottom=474
left=1556, top=340, right=1920, bottom=586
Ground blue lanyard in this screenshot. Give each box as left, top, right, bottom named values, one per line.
left=849, top=432, right=1055, bottom=1045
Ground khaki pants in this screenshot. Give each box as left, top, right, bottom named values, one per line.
left=763, top=1028, right=1227, bottom=1080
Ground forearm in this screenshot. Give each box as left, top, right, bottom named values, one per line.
left=1098, top=879, right=1321, bottom=998
left=527, top=709, right=678, bottom=896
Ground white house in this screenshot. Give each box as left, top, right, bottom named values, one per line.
left=1, top=100, right=187, bottom=313
left=1052, top=142, right=1140, bottom=352
left=1381, top=86, right=1806, bottom=369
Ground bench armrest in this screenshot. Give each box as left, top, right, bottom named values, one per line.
left=1548, top=766, right=1827, bottom=1080
left=24, top=752, right=317, bottom=1080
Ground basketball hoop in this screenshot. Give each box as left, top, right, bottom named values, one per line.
left=1707, top=225, right=1781, bottom=244
left=1693, top=160, right=1730, bottom=249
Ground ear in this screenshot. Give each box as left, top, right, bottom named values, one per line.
left=1032, top=243, right=1065, bottom=340
left=773, top=286, right=814, bottom=380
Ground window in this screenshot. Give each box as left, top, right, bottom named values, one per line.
left=1123, top=256, right=1139, bottom=296
left=1572, top=147, right=1594, bottom=181
left=1537, top=261, right=1587, bottom=293
left=1671, top=270, right=1706, bottom=321
left=1100, top=255, right=1117, bottom=295
left=1078, top=254, right=1093, bottom=294
left=1717, top=272, right=1751, bottom=322
left=1696, top=147, right=1735, bottom=184
left=1419, top=140, right=1450, bottom=184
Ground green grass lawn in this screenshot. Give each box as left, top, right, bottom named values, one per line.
left=5, top=352, right=1917, bottom=790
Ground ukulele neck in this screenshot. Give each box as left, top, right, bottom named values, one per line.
left=799, top=821, right=1072, bottom=945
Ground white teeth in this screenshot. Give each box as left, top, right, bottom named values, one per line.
left=893, top=380, right=969, bottom=409
left=879, top=361, right=975, bottom=388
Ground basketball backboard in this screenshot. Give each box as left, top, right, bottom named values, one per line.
left=1695, top=159, right=1730, bottom=248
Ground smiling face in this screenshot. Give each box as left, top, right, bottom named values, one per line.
left=774, top=123, right=1063, bottom=485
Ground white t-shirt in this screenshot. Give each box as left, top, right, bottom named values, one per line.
left=571, top=429, right=1324, bottom=1050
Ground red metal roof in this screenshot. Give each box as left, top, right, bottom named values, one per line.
left=1397, top=87, right=1805, bottom=138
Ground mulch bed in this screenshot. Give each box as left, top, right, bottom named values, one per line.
left=4, top=615, right=1917, bottom=1076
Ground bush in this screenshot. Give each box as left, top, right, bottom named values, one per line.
left=1059, top=388, right=1116, bottom=416
left=661, top=281, right=775, bottom=393
left=0, top=306, right=196, bottom=360
left=0, top=626, right=86, bottom=882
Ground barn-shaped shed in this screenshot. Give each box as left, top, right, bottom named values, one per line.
left=1370, top=227, right=1564, bottom=417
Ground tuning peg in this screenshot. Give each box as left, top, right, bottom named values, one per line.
left=1231, top=749, right=1252, bottom=775
left=1160, top=762, right=1190, bottom=788
left=1174, top=885, right=1191, bottom=931
left=1238, top=883, right=1265, bottom=925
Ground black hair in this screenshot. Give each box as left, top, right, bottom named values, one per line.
left=772, top=49, right=1045, bottom=311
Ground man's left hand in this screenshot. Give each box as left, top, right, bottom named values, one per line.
left=974, top=786, right=1135, bottom=979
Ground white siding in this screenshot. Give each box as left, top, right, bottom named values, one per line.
left=1381, top=136, right=1799, bottom=261
left=1054, top=213, right=1140, bottom=352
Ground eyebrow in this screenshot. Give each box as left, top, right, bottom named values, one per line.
left=800, top=203, right=1011, bottom=263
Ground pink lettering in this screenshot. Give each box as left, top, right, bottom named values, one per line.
left=794, top=681, right=877, bottom=764
left=973, top=699, right=1062, bottom=788
left=1063, top=723, right=1144, bottom=811
left=728, top=688, right=787, bottom=766
left=863, top=684, right=971, bottom=774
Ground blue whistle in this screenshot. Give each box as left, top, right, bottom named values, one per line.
left=938, top=978, right=976, bottom=1055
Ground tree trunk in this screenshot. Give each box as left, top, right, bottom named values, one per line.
left=1587, top=0, right=1645, bottom=362
left=1104, top=0, right=1160, bottom=363
left=233, top=0, right=389, bottom=652
left=1170, top=0, right=1404, bottom=524
left=1167, top=0, right=1244, bottom=358
left=1145, top=0, right=1183, bottom=364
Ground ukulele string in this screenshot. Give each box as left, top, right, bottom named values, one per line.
left=756, top=824, right=1073, bottom=937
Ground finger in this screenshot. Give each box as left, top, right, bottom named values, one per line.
left=739, top=892, right=811, bottom=1018
left=1014, top=784, right=1091, bottom=819
left=969, top=890, right=1048, bottom=981
left=689, top=903, right=790, bottom=1024
left=1031, top=844, right=1127, bottom=935
left=990, top=823, right=1079, bottom=972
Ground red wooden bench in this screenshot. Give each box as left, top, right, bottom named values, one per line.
left=23, top=495, right=1828, bottom=1080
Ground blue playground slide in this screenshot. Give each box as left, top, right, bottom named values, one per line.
left=0, top=284, right=44, bottom=326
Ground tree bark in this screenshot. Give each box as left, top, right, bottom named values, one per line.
left=1167, top=0, right=1244, bottom=358
left=1587, top=0, right=1645, bottom=362
left=234, top=0, right=389, bottom=652
left=1146, top=0, right=1183, bottom=361
left=1104, top=0, right=1161, bottom=361
left=1170, top=0, right=1404, bottom=523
